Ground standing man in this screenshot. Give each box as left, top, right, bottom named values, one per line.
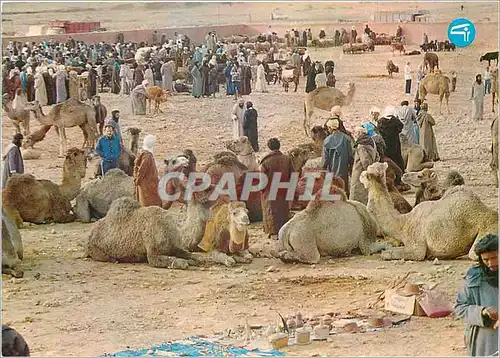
left=243, top=101, right=259, bottom=152
left=398, top=100, right=419, bottom=145
left=471, top=74, right=485, bottom=120
left=95, top=120, right=121, bottom=176
left=231, top=98, right=245, bottom=139
left=161, top=60, right=174, bottom=92
left=323, top=118, right=353, bottom=195
left=133, top=135, right=162, bottom=207
left=404, top=61, right=412, bottom=95
left=2, top=133, right=24, bottom=188
left=350, top=26, right=358, bottom=44
left=454, top=234, right=498, bottom=356
left=417, top=103, right=440, bottom=161
left=259, top=138, right=293, bottom=238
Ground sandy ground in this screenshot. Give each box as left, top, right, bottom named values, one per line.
left=2, top=2, right=499, bottom=356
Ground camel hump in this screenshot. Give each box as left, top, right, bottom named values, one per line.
left=106, top=197, right=141, bottom=218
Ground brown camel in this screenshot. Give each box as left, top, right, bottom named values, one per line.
left=303, top=82, right=355, bottom=136
left=27, top=98, right=98, bottom=157
left=127, top=127, right=142, bottom=155
left=399, top=133, right=434, bottom=172
left=418, top=71, right=451, bottom=114
left=423, top=52, right=439, bottom=73
left=2, top=90, right=31, bottom=135
left=22, top=125, right=52, bottom=149
left=2, top=148, right=87, bottom=226
left=491, top=117, right=498, bottom=186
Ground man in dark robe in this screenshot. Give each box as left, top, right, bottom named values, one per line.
left=42, top=72, right=55, bottom=105
left=259, top=138, right=293, bottom=237
left=377, top=107, right=405, bottom=185
left=302, top=30, right=308, bottom=47
left=240, top=64, right=252, bottom=95
left=305, top=65, right=317, bottom=93
left=87, top=65, right=97, bottom=98
left=133, top=64, right=144, bottom=88
left=26, top=71, right=35, bottom=101
left=2, top=133, right=24, bottom=189
left=200, top=61, right=210, bottom=97
left=243, top=101, right=259, bottom=152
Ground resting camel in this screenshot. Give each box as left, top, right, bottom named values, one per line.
left=402, top=168, right=464, bottom=205
left=360, top=162, right=498, bottom=261
left=225, top=136, right=259, bottom=171
left=2, top=148, right=87, bottom=226
left=399, top=133, right=434, bottom=172
left=27, top=98, right=98, bottom=157
left=2, top=90, right=31, bottom=135
left=198, top=200, right=252, bottom=267
left=491, top=117, right=498, bottom=186
left=2, top=210, right=24, bottom=277
left=303, top=82, right=355, bottom=136
left=276, top=190, right=391, bottom=264
left=418, top=71, right=451, bottom=114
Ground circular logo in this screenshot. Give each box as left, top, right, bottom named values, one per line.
left=447, top=18, right=476, bottom=47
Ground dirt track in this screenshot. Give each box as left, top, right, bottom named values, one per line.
left=2, top=2, right=499, bottom=356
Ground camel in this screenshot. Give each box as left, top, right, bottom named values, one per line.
left=491, top=117, right=498, bottom=186
left=360, top=162, right=498, bottom=261
left=86, top=197, right=199, bottom=269
left=423, top=52, right=439, bottom=72
left=402, top=168, right=465, bottom=205
left=28, top=98, right=98, bottom=157
left=2, top=148, right=87, bottom=225
left=303, top=82, right=355, bottom=136
left=73, top=168, right=135, bottom=222
left=225, top=136, right=259, bottom=171
left=292, top=125, right=328, bottom=161
left=146, top=86, right=172, bottom=115
left=386, top=60, right=399, bottom=77
left=2, top=210, right=24, bottom=278
left=2, top=90, right=31, bottom=135
left=198, top=200, right=252, bottom=267
left=275, top=191, right=391, bottom=264
left=418, top=71, right=451, bottom=114
left=90, top=127, right=141, bottom=177
left=491, top=67, right=498, bottom=113
left=399, top=133, right=434, bottom=172
left=23, top=125, right=52, bottom=149
left=91, top=95, right=107, bottom=136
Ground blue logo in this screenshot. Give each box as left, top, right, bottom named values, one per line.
left=447, top=18, right=476, bottom=47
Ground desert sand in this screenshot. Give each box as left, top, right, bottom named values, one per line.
left=1, top=2, right=499, bottom=356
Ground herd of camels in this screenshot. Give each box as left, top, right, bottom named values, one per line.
left=2, top=49, right=499, bottom=275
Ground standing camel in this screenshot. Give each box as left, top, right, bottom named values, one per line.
left=2, top=90, right=31, bottom=135
left=28, top=98, right=97, bottom=157
left=418, top=71, right=450, bottom=114
left=303, top=82, right=355, bottom=136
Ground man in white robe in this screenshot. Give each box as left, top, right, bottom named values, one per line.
left=161, top=61, right=174, bottom=91
left=255, top=61, right=267, bottom=93
left=471, top=74, right=485, bottom=120
left=231, top=98, right=246, bottom=139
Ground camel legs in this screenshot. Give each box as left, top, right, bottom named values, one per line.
left=233, top=249, right=253, bottom=263
left=380, top=244, right=427, bottom=261
left=445, top=93, right=450, bottom=114
left=147, top=254, right=190, bottom=269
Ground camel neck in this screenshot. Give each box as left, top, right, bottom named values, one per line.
left=60, top=166, right=82, bottom=201
left=367, top=180, right=406, bottom=236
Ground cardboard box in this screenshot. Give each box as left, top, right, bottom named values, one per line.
left=384, top=289, right=427, bottom=316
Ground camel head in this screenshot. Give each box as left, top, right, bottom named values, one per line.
left=164, top=154, right=190, bottom=174
left=288, top=147, right=314, bottom=172
left=360, top=162, right=388, bottom=190
left=225, top=136, right=253, bottom=156
left=401, top=168, right=437, bottom=187
left=228, top=201, right=250, bottom=237
left=311, top=125, right=328, bottom=142
left=127, top=127, right=142, bottom=138
left=25, top=100, right=42, bottom=114
left=64, top=147, right=87, bottom=179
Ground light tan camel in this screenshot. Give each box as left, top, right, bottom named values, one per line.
left=2, top=210, right=24, bottom=277
left=303, top=82, right=355, bottom=136
left=360, top=162, right=498, bottom=261
left=2, top=90, right=31, bottom=135
left=198, top=200, right=252, bottom=267
left=28, top=98, right=97, bottom=157
left=225, top=136, right=259, bottom=171
left=276, top=190, right=391, bottom=264
left=418, top=71, right=451, bottom=114
left=399, top=133, right=434, bottom=172
left=491, top=117, right=498, bottom=186
left=2, top=148, right=87, bottom=226
left=491, top=67, right=498, bottom=113
left=402, top=168, right=464, bottom=205
left=23, top=125, right=52, bottom=148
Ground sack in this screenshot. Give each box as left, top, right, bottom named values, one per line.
left=417, top=290, right=453, bottom=318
